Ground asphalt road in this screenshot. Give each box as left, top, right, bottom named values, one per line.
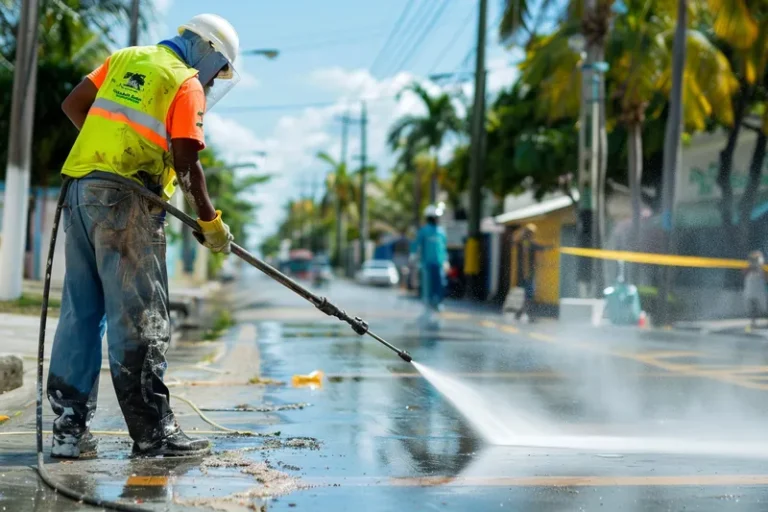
left=4, top=268, right=768, bottom=511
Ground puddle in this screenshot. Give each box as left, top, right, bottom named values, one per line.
left=176, top=450, right=305, bottom=510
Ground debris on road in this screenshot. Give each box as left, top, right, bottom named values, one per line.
left=248, top=376, right=285, bottom=386
left=201, top=402, right=310, bottom=413
left=285, top=437, right=321, bottom=450
left=182, top=450, right=304, bottom=510
left=291, top=370, right=324, bottom=388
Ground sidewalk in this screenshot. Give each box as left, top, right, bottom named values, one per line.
left=0, top=316, right=305, bottom=511
left=674, top=318, right=768, bottom=340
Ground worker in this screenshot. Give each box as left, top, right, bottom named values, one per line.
left=513, top=224, right=551, bottom=322
left=412, top=204, right=449, bottom=315
left=47, top=14, right=240, bottom=459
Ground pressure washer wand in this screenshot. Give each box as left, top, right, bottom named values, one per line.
left=99, top=174, right=414, bottom=363
left=232, top=243, right=412, bottom=362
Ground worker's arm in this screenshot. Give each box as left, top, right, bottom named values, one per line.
left=62, top=57, right=109, bottom=130
left=171, top=139, right=216, bottom=222
left=61, top=78, right=98, bottom=130
left=169, top=77, right=232, bottom=253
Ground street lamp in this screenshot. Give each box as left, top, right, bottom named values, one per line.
left=243, top=49, right=280, bottom=59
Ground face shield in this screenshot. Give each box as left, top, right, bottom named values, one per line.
left=192, top=42, right=240, bottom=111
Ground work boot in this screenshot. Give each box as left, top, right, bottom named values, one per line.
left=132, top=429, right=211, bottom=458
left=51, top=430, right=98, bottom=459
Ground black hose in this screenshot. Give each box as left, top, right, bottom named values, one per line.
left=35, top=173, right=413, bottom=511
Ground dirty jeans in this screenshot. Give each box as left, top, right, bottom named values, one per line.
left=47, top=177, right=176, bottom=448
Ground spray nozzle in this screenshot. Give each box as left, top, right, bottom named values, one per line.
left=398, top=351, right=413, bottom=363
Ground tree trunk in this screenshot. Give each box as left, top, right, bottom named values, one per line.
left=335, top=193, right=343, bottom=268
left=430, top=154, right=438, bottom=204
left=738, top=130, right=767, bottom=255
left=596, top=44, right=608, bottom=291
left=413, top=166, right=422, bottom=232
left=628, top=122, right=643, bottom=245
left=718, top=83, right=752, bottom=227
left=658, top=0, right=687, bottom=327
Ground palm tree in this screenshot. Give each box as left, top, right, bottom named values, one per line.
left=702, top=0, right=768, bottom=230
left=513, top=0, right=736, bottom=242
left=317, top=151, right=357, bottom=267
left=607, top=0, right=737, bottom=240
left=387, top=82, right=462, bottom=205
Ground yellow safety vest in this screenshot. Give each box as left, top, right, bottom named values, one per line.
left=62, top=45, right=199, bottom=200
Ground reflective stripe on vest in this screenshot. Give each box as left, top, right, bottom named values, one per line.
left=89, top=97, right=169, bottom=150
left=61, top=45, right=197, bottom=190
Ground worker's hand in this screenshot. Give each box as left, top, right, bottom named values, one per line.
left=194, top=210, right=233, bottom=254
left=443, top=261, right=450, bottom=273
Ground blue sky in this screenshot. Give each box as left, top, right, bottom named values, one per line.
left=142, top=0, right=523, bottom=244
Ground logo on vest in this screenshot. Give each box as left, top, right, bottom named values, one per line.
left=123, top=72, right=146, bottom=91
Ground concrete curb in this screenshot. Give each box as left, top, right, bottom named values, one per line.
left=0, top=355, right=23, bottom=394
left=673, top=324, right=768, bottom=342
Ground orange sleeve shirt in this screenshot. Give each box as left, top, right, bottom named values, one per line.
left=86, top=57, right=206, bottom=149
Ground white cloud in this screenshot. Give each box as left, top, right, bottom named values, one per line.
left=205, top=61, right=521, bottom=245
left=153, top=0, right=173, bottom=14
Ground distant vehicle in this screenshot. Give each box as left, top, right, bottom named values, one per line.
left=285, top=249, right=314, bottom=279
left=311, top=256, right=333, bottom=287
left=356, top=259, right=400, bottom=287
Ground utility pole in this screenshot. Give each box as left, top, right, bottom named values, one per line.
left=465, top=0, right=487, bottom=300
left=334, top=112, right=352, bottom=270
left=0, top=0, right=40, bottom=301
left=658, top=0, right=687, bottom=326
left=358, top=101, right=368, bottom=268
left=129, top=0, right=140, bottom=46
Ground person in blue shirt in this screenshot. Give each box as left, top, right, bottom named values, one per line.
left=412, top=204, right=449, bottom=312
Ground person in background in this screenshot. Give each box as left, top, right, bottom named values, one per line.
left=513, top=224, right=551, bottom=322
left=412, top=204, right=449, bottom=315
left=743, top=250, right=768, bottom=329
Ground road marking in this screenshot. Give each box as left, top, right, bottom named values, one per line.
left=328, top=371, right=564, bottom=379
left=480, top=320, right=499, bottom=329
left=480, top=321, right=768, bottom=392
left=528, top=332, right=556, bottom=342
left=305, top=474, right=768, bottom=487
left=125, top=476, right=169, bottom=486
left=440, top=312, right=472, bottom=321
left=387, top=474, right=768, bottom=487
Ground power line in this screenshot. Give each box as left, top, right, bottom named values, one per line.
left=369, top=0, right=418, bottom=76
left=390, top=0, right=452, bottom=74
left=277, top=30, right=390, bottom=53
left=448, top=9, right=505, bottom=87
left=217, top=95, right=396, bottom=114
left=429, top=4, right=476, bottom=74
left=376, top=0, right=437, bottom=77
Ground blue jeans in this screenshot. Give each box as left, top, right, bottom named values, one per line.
left=421, top=263, right=446, bottom=310
left=47, top=177, right=176, bottom=446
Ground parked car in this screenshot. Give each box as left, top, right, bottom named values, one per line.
left=356, top=260, right=400, bottom=287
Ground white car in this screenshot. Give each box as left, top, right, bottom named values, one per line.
left=356, top=260, right=400, bottom=287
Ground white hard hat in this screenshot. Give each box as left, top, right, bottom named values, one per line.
left=179, top=14, right=239, bottom=68
left=424, top=205, right=443, bottom=218
left=178, top=14, right=241, bottom=110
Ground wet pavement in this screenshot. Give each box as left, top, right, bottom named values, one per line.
left=5, top=270, right=768, bottom=510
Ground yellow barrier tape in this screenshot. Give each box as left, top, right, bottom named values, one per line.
left=559, top=247, right=758, bottom=270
